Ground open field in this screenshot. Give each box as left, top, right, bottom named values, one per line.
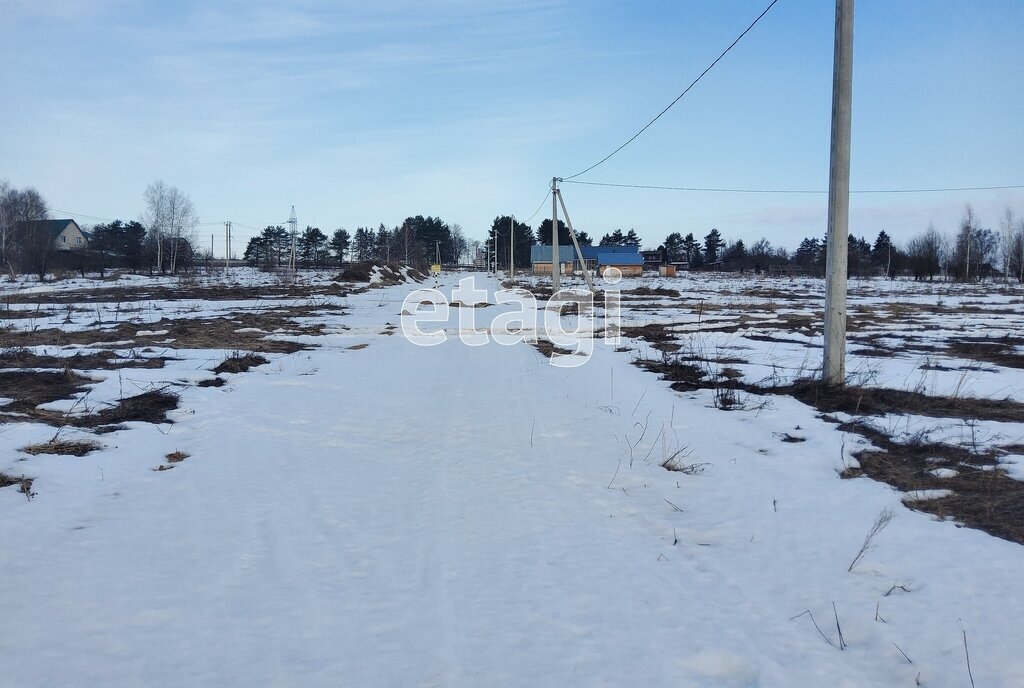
left=2, top=268, right=1023, bottom=687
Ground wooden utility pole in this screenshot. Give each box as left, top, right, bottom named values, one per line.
left=551, top=177, right=560, bottom=291
left=822, top=0, right=854, bottom=385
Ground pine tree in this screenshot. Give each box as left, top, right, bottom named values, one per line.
left=329, top=228, right=350, bottom=262
left=661, top=232, right=684, bottom=262
left=703, top=228, right=724, bottom=264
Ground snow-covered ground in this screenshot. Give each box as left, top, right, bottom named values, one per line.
left=2, top=270, right=1023, bottom=687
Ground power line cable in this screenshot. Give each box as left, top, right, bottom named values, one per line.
left=51, top=209, right=121, bottom=223
left=521, top=190, right=551, bottom=224
left=561, top=179, right=1024, bottom=194
left=561, top=0, right=780, bottom=181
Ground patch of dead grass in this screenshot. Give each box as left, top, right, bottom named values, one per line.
left=213, top=352, right=269, bottom=375
left=0, top=472, right=36, bottom=500
left=839, top=421, right=1024, bottom=544
left=21, top=438, right=100, bottom=456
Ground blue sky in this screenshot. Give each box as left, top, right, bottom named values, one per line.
left=3, top=0, right=1022, bottom=253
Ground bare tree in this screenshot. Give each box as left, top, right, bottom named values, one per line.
left=449, top=223, right=469, bottom=265
left=0, top=185, right=50, bottom=279
left=1011, top=216, right=1024, bottom=284
left=1001, top=207, right=1016, bottom=283
left=0, top=180, right=13, bottom=275
left=144, top=181, right=199, bottom=274
left=950, top=204, right=998, bottom=282
left=906, top=223, right=945, bottom=281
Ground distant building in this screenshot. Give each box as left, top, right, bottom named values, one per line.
left=531, top=244, right=644, bottom=277
left=15, top=219, right=90, bottom=250
left=640, top=250, right=663, bottom=271
left=530, top=245, right=577, bottom=275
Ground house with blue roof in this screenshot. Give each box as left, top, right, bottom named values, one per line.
left=531, top=243, right=644, bottom=276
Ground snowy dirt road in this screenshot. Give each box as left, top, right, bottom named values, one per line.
left=2, top=273, right=1023, bottom=687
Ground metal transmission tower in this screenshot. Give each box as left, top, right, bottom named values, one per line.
left=288, top=206, right=298, bottom=271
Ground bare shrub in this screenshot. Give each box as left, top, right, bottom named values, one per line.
left=848, top=508, right=895, bottom=572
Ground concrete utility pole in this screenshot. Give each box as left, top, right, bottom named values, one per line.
left=507, top=215, right=516, bottom=278
left=551, top=177, right=560, bottom=291
left=556, top=189, right=595, bottom=293
left=224, top=222, right=232, bottom=273
left=822, top=0, right=854, bottom=385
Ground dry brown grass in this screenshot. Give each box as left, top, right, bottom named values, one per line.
left=21, top=438, right=100, bottom=456
left=0, top=306, right=328, bottom=353
left=0, top=281, right=356, bottom=305
left=0, top=370, right=94, bottom=417
left=948, top=339, right=1024, bottom=369
left=166, top=450, right=190, bottom=463
left=531, top=339, right=582, bottom=359
left=623, top=286, right=681, bottom=298
left=839, top=421, right=1024, bottom=544
left=213, top=352, right=269, bottom=375
left=0, top=472, right=36, bottom=500
left=635, top=352, right=1024, bottom=543
left=0, top=347, right=173, bottom=370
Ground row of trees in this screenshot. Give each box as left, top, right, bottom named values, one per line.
left=88, top=182, right=199, bottom=275
left=902, top=206, right=1024, bottom=282
left=646, top=205, right=1024, bottom=282
left=242, top=215, right=473, bottom=270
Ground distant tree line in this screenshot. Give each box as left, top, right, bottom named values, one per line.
left=242, top=215, right=471, bottom=271
left=651, top=204, right=1024, bottom=282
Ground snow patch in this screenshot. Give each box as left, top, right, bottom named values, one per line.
left=903, top=489, right=954, bottom=501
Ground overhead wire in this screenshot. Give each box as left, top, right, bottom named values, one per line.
left=560, top=179, right=1024, bottom=194
left=520, top=189, right=551, bottom=224
left=51, top=209, right=120, bottom=223
left=561, top=0, right=780, bottom=181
